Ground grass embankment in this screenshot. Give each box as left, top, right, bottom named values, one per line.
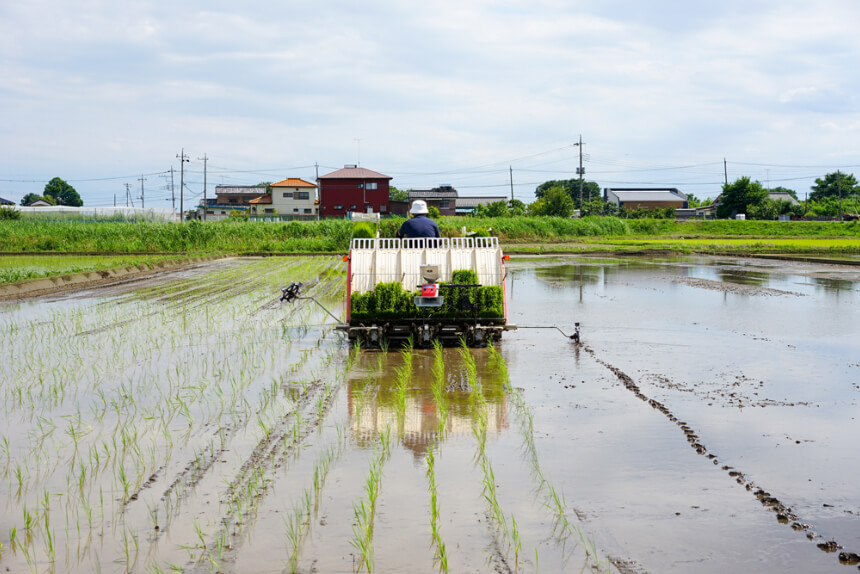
left=0, top=254, right=185, bottom=284
left=0, top=219, right=354, bottom=253
left=1, top=217, right=858, bottom=258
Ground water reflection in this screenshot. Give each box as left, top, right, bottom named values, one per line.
left=346, top=348, right=508, bottom=460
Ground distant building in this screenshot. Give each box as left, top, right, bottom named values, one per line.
left=768, top=192, right=800, bottom=206
left=214, top=185, right=267, bottom=206
left=407, top=185, right=458, bottom=216
left=249, top=178, right=318, bottom=219
left=28, top=199, right=53, bottom=207
left=604, top=188, right=689, bottom=210
left=318, top=165, right=392, bottom=218
left=455, top=196, right=508, bottom=216
left=0, top=197, right=14, bottom=206
left=194, top=185, right=267, bottom=221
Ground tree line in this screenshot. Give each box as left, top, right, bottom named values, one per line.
left=397, top=172, right=860, bottom=219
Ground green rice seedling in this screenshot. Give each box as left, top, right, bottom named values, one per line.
left=488, top=343, right=608, bottom=570
left=431, top=340, right=448, bottom=434
left=509, top=514, right=522, bottom=568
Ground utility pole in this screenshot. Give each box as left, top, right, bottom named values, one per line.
left=723, top=158, right=728, bottom=185
left=177, top=149, right=189, bottom=221
left=315, top=162, right=321, bottom=219
left=837, top=170, right=843, bottom=220
left=169, top=167, right=176, bottom=210
left=138, top=175, right=146, bottom=209
left=124, top=183, right=134, bottom=207
left=509, top=166, right=514, bottom=203
left=113, top=193, right=116, bottom=207
left=198, top=153, right=208, bottom=221
left=574, top=135, right=585, bottom=213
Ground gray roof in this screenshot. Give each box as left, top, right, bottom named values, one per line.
left=768, top=192, right=800, bottom=205
left=605, top=188, right=687, bottom=203
left=456, top=196, right=508, bottom=208
left=0, top=196, right=14, bottom=205
left=409, top=187, right=458, bottom=199
left=214, top=185, right=267, bottom=195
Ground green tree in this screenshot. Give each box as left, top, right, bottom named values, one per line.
left=508, top=199, right=526, bottom=216
left=805, top=197, right=842, bottom=217
left=535, top=179, right=601, bottom=207
left=528, top=186, right=574, bottom=217
left=483, top=200, right=509, bottom=218
left=810, top=172, right=859, bottom=202
left=256, top=182, right=273, bottom=194
left=389, top=186, right=408, bottom=201
left=581, top=197, right=617, bottom=216
left=717, top=177, right=767, bottom=219
left=428, top=205, right=440, bottom=219
left=44, top=177, right=83, bottom=206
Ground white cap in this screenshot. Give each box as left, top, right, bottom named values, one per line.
left=410, top=200, right=429, bottom=215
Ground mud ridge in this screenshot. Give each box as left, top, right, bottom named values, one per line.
left=669, top=276, right=805, bottom=297
left=582, top=345, right=859, bottom=568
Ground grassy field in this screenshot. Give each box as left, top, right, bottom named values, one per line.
left=0, top=254, right=188, bottom=284
left=1, top=217, right=858, bottom=258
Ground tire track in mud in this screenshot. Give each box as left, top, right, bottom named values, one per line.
left=583, top=345, right=860, bottom=570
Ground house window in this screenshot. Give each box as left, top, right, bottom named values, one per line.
left=366, top=182, right=378, bottom=190
left=304, top=208, right=312, bottom=214
left=282, top=192, right=293, bottom=198
left=293, top=208, right=299, bottom=212
left=380, top=205, right=387, bottom=212
left=297, top=191, right=309, bottom=200
left=228, top=198, right=237, bottom=204
left=334, top=204, right=343, bottom=210
left=440, top=200, right=449, bottom=209
left=264, top=208, right=274, bottom=214
left=350, top=205, right=357, bottom=210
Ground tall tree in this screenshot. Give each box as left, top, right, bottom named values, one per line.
left=528, top=186, right=574, bottom=217
left=717, top=177, right=767, bottom=219
left=535, top=179, right=601, bottom=207
left=43, top=177, right=83, bottom=206
left=810, top=172, right=859, bottom=202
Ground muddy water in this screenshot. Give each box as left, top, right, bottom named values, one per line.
left=1, top=255, right=858, bottom=573
left=504, top=256, right=860, bottom=573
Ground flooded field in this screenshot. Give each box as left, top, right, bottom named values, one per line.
left=1, top=254, right=858, bottom=573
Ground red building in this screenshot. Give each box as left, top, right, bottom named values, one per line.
left=318, top=165, right=392, bottom=218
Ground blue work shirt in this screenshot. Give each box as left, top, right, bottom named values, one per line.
left=397, top=214, right=441, bottom=238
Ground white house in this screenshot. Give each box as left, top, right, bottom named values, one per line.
left=249, top=178, right=318, bottom=220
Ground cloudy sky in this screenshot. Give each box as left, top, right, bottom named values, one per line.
left=2, top=0, right=859, bottom=208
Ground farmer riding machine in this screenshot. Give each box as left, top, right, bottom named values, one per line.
left=336, top=236, right=514, bottom=348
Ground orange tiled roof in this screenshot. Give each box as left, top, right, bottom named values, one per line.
left=249, top=194, right=272, bottom=204
left=271, top=178, right=317, bottom=188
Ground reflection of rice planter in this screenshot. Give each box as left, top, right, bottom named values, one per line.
left=337, top=237, right=515, bottom=347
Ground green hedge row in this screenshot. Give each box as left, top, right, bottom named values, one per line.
left=350, top=270, right=504, bottom=321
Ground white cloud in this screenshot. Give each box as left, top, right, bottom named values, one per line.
left=1, top=0, right=859, bottom=205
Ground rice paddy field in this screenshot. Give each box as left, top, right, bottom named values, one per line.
left=1, top=254, right=858, bottom=573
